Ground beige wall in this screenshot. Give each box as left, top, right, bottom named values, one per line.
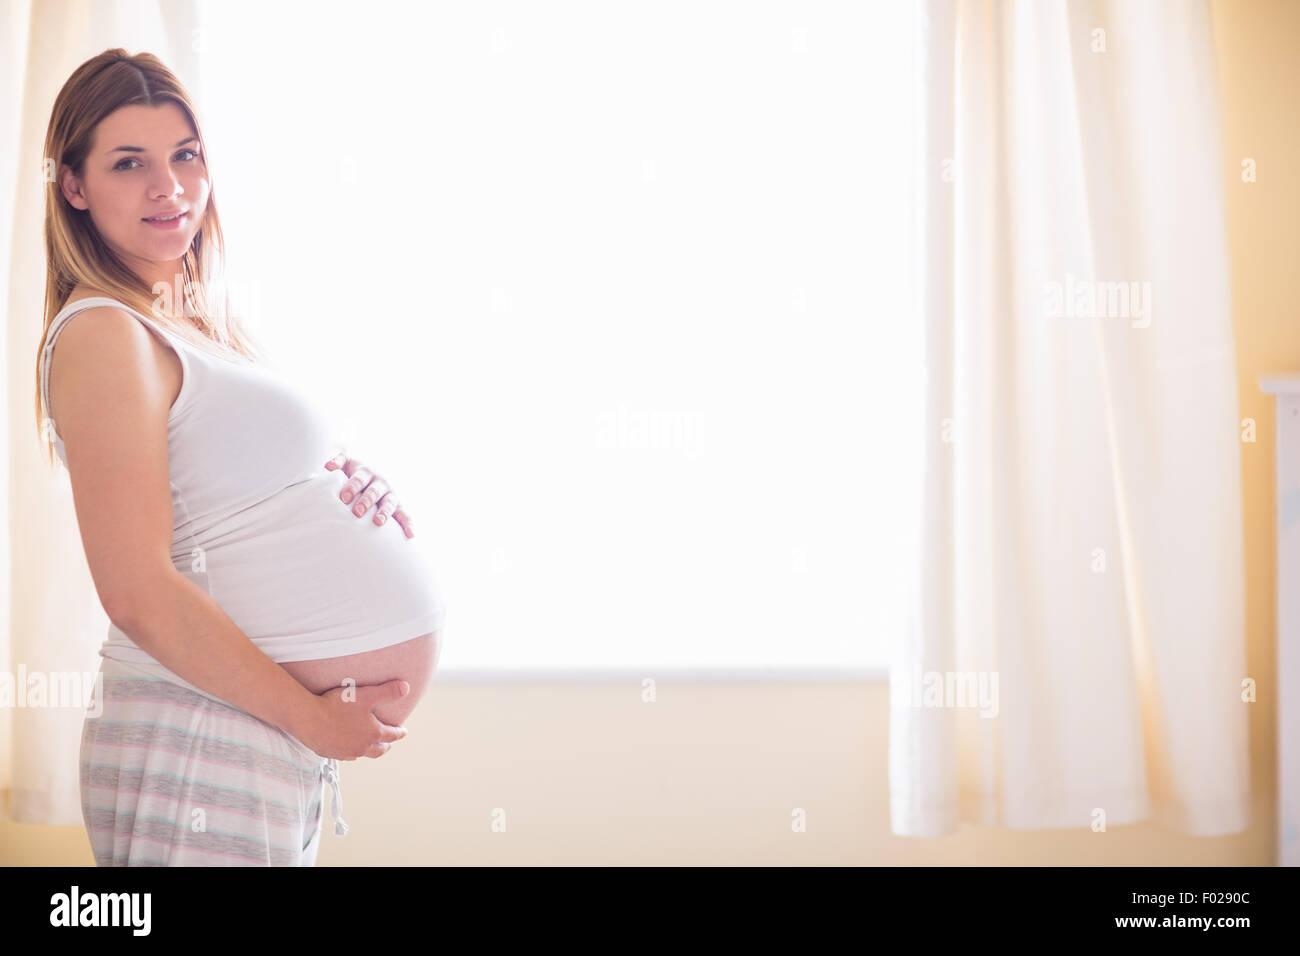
left=3, top=0, right=1295, bottom=865
left=1214, top=0, right=1300, bottom=866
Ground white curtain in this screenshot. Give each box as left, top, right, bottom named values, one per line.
left=1, top=0, right=201, bottom=825
left=891, top=0, right=1250, bottom=836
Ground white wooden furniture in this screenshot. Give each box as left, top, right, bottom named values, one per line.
left=1259, top=373, right=1300, bottom=866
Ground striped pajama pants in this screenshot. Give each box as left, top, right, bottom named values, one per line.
left=79, top=655, right=349, bottom=866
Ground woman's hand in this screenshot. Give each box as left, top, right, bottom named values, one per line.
left=302, top=679, right=412, bottom=760
left=324, top=453, right=416, bottom=538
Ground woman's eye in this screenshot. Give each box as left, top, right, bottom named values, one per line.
left=113, top=150, right=199, bottom=171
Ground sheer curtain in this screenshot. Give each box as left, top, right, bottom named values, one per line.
left=1, top=0, right=201, bottom=825
left=892, top=0, right=1249, bottom=836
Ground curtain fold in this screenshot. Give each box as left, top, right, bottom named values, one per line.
left=892, top=0, right=1249, bottom=837
left=2, top=0, right=201, bottom=825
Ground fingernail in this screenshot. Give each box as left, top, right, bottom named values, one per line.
left=376, top=514, right=386, bottom=524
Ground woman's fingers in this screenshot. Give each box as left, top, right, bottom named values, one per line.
left=364, top=720, right=408, bottom=758
left=392, top=507, right=415, bottom=539
left=374, top=492, right=401, bottom=526
left=350, top=477, right=390, bottom=517
left=338, top=466, right=373, bottom=505
left=327, top=456, right=409, bottom=528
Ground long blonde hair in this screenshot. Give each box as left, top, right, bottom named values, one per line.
left=35, top=48, right=265, bottom=466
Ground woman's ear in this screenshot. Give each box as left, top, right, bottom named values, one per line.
left=59, top=165, right=89, bottom=211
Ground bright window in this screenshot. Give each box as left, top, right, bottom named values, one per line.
left=194, top=0, right=920, bottom=673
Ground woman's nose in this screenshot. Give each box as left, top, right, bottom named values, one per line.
left=149, top=171, right=184, bottom=200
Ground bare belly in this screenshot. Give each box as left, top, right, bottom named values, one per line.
left=278, top=631, right=440, bottom=729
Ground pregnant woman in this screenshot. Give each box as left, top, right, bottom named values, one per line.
left=34, top=50, right=447, bottom=865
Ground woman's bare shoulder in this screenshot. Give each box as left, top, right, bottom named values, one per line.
left=63, top=284, right=116, bottom=309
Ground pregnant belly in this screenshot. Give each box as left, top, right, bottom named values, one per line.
left=182, top=466, right=447, bottom=727
left=278, top=629, right=441, bottom=727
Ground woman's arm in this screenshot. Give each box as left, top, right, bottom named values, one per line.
left=48, top=305, right=405, bottom=758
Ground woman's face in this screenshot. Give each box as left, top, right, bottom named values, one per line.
left=60, top=101, right=210, bottom=289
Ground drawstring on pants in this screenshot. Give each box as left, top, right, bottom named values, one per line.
left=322, top=758, right=349, bottom=836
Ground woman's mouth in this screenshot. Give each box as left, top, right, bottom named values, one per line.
left=142, top=210, right=189, bottom=230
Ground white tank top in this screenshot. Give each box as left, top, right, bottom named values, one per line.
left=40, top=296, right=447, bottom=678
